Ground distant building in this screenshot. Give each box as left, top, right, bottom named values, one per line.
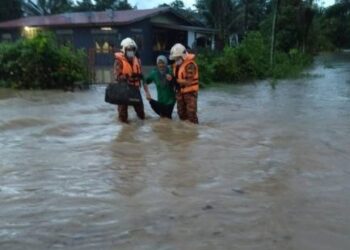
left=0, top=7, right=216, bottom=83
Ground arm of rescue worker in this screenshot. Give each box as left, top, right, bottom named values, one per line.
left=168, top=66, right=180, bottom=90
left=129, top=73, right=143, bottom=84
left=177, top=63, right=197, bottom=87
left=113, top=58, right=126, bottom=81
left=129, top=57, right=144, bottom=83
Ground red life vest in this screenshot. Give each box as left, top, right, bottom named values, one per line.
left=114, top=52, right=142, bottom=87
left=173, top=53, right=199, bottom=94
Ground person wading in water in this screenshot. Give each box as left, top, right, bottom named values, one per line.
left=144, top=55, right=176, bottom=119
left=169, top=43, right=199, bottom=124
left=113, top=37, right=150, bottom=123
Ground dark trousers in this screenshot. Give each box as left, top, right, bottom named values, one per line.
left=149, top=99, right=175, bottom=119
left=117, top=102, right=145, bottom=123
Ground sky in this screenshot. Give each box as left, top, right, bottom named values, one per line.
left=129, top=0, right=336, bottom=10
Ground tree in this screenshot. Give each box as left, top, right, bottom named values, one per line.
left=322, top=1, right=350, bottom=48
left=196, top=0, right=238, bottom=47
left=241, top=0, right=269, bottom=32
left=22, top=0, right=73, bottom=15
left=258, top=0, right=318, bottom=53
left=171, top=0, right=185, bottom=9
left=0, top=0, right=22, bottom=21
left=297, top=0, right=316, bottom=52
left=115, top=0, right=133, bottom=10
left=74, top=0, right=94, bottom=11
left=74, top=0, right=132, bottom=11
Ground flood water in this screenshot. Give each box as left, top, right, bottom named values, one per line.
left=1, top=52, right=350, bottom=250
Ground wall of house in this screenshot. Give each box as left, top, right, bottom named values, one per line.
left=70, top=21, right=153, bottom=66
left=0, top=29, right=21, bottom=42
left=188, top=31, right=195, bottom=49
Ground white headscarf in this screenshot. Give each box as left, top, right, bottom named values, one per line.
left=157, top=55, right=168, bottom=65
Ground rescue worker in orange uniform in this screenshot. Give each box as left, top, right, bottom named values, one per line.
left=170, top=43, right=199, bottom=124
left=114, top=37, right=151, bottom=123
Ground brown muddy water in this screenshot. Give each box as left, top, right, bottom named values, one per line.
left=1, top=52, right=350, bottom=250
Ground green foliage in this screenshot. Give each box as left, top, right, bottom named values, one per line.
left=196, top=50, right=217, bottom=85
left=270, top=49, right=312, bottom=78
left=195, top=0, right=237, bottom=47
left=197, top=32, right=269, bottom=83
left=0, top=32, right=88, bottom=89
left=322, top=2, right=350, bottom=48
left=196, top=31, right=313, bottom=84
left=22, top=0, right=73, bottom=15
left=170, top=0, right=185, bottom=9
left=74, top=0, right=95, bottom=11
left=74, top=0, right=132, bottom=11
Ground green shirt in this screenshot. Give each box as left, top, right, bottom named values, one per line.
left=146, top=67, right=176, bottom=106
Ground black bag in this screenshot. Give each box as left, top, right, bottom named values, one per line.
left=105, top=80, right=142, bottom=105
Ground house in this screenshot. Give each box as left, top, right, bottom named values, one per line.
left=0, top=7, right=216, bottom=83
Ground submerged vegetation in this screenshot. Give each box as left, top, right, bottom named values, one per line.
left=197, top=32, right=312, bottom=85
left=194, top=0, right=349, bottom=85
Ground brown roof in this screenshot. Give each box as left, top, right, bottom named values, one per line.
left=0, top=7, right=188, bottom=28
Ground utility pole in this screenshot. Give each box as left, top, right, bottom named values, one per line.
left=270, top=0, right=281, bottom=66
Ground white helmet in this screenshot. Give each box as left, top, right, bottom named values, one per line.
left=120, top=37, right=137, bottom=53
left=169, top=43, right=186, bottom=60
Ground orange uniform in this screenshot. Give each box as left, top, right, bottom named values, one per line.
left=114, top=52, right=144, bottom=123
left=172, top=53, right=199, bottom=94
left=173, top=53, right=199, bottom=124
left=114, top=52, right=142, bottom=87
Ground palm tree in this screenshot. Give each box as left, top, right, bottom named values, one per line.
left=22, top=0, right=73, bottom=16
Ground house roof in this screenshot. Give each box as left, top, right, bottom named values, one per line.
left=152, top=23, right=217, bottom=33
left=0, top=7, right=202, bottom=29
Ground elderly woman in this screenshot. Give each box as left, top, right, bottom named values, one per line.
left=144, top=55, right=176, bottom=119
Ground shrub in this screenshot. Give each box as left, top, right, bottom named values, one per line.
left=271, top=49, right=313, bottom=78
left=0, top=32, right=88, bottom=89
left=196, top=50, right=217, bottom=85
left=196, top=31, right=312, bottom=84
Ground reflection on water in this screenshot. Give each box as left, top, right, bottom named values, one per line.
left=0, top=52, right=350, bottom=250
left=109, top=125, right=147, bottom=197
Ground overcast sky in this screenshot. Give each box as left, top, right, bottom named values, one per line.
left=129, top=0, right=335, bottom=9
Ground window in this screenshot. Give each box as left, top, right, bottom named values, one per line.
left=92, top=28, right=118, bottom=54
left=132, top=34, right=144, bottom=50
left=153, top=28, right=186, bottom=51
left=153, top=29, right=167, bottom=51
left=94, top=38, right=116, bottom=53
left=23, top=26, right=39, bottom=39
left=56, top=30, right=73, bottom=46
left=1, top=33, right=12, bottom=42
